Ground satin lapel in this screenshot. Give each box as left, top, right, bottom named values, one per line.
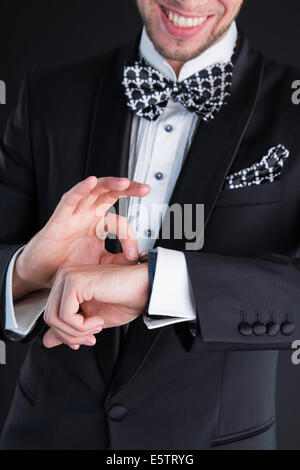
left=84, top=34, right=139, bottom=385
left=106, top=33, right=265, bottom=399
left=157, top=33, right=265, bottom=251
left=106, top=314, right=163, bottom=402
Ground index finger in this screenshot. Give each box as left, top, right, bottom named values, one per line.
left=51, top=176, right=98, bottom=223
left=91, top=183, right=151, bottom=217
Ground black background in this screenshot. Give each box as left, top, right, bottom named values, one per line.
left=1, top=0, right=300, bottom=450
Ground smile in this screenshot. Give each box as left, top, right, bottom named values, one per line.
left=160, top=4, right=208, bottom=28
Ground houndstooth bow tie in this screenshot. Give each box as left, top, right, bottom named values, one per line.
left=122, top=57, right=234, bottom=122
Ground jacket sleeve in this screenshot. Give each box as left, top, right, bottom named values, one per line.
left=184, top=250, right=300, bottom=351
left=0, top=72, right=45, bottom=343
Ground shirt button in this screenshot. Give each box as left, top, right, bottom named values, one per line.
left=164, top=124, right=173, bottom=132
left=145, top=229, right=152, bottom=238
left=155, top=172, right=163, bottom=180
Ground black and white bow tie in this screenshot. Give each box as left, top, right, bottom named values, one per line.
left=122, top=57, right=234, bottom=122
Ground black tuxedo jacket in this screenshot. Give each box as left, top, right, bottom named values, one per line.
left=1, top=30, right=300, bottom=450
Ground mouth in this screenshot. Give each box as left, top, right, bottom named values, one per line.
left=158, top=3, right=212, bottom=38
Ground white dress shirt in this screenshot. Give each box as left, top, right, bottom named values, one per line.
left=4, top=22, right=237, bottom=337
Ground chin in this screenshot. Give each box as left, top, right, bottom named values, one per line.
left=152, top=31, right=216, bottom=63
left=149, top=13, right=223, bottom=62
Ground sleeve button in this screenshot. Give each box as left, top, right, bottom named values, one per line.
left=238, top=321, right=252, bottom=336
left=281, top=321, right=295, bottom=336
left=252, top=321, right=266, bottom=336
left=266, top=321, right=280, bottom=337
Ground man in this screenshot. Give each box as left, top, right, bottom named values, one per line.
left=0, top=0, right=300, bottom=450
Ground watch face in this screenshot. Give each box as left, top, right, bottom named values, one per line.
left=138, top=251, right=149, bottom=264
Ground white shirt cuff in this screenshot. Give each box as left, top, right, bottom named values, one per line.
left=5, top=246, right=49, bottom=338
left=144, top=247, right=197, bottom=329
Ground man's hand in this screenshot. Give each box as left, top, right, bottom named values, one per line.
left=42, top=262, right=149, bottom=349
left=13, top=176, right=150, bottom=300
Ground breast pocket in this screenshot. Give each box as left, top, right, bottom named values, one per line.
left=215, top=180, right=283, bottom=208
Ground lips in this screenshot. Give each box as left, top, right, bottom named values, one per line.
left=161, top=4, right=207, bottom=27
left=159, top=4, right=211, bottom=38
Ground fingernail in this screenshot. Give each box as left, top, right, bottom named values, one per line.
left=88, top=337, right=96, bottom=346
left=116, top=178, right=129, bottom=185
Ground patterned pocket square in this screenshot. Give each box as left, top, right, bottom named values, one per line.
left=224, top=144, right=290, bottom=190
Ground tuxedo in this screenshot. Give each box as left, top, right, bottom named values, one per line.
left=1, top=27, right=300, bottom=450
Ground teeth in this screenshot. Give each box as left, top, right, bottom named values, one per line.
left=164, top=7, right=207, bottom=28
left=178, top=16, right=185, bottom=27
left=198, top=16, right=206, bottom=25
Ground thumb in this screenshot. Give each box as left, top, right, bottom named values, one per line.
left=101, top=252, right=137, bottom=266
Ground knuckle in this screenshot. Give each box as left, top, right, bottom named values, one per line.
left=64, top=270, right=81, bottom=287
left=58, top=308, right=72, bottom=323
left=76, top=324, right=88, bottom=334
left=111, top=190, right=120, bottom=199
left=65, top=337, right=78, bottom=346
left=43, top=311, right=52, bottom=325
left=57, top=262, right=75, bottom=278
left=67, top=334, right=88, bottom=346
left=59, top=311, right=84, bottom=332
left=71, top=330, right=85, bottom=339
left=45, top=316, right=56, bottom=328
left=52, top=331, right=71, bottom=346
